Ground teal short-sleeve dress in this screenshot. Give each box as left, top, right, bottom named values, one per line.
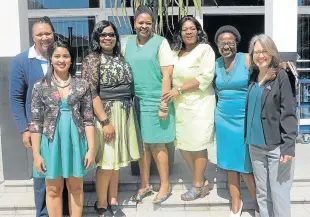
left=125, top=35, right=175, bottom=144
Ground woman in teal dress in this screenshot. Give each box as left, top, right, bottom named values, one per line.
left=214, top=26, right=258, bottom=217
left=124, top=5, right=175, bottom=204
left=30, top=41, right=95, bottom=217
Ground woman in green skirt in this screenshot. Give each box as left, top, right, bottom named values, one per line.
left=124, top=5, right=175, bottom=204
left=30, top=41, right=95, bottom=217
left=82, top=20, right=140, bottom=217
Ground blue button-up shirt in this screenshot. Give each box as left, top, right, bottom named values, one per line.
left=246, top=82, right=265, bottom=145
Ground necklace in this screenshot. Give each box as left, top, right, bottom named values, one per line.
left=221, top=53, right=239, bottom=86
left=52, top=74, right=71, bottom=88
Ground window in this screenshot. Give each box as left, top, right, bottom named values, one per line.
left=28, top=0, right=99, bottom=9
left=202, top=0, right=264, bottom=6
left=29, top=16, right=96, bottom=66
left=299, top=0, right=310, bottom=5
left=298, top=15, right=310, bottom=69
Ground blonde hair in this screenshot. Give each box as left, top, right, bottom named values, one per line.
left=249, top=34, right=280, bottom=68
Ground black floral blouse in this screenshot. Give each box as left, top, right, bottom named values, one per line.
left=82, top=52, right=133, bottom=119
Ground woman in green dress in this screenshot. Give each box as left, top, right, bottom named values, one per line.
left=124, top=5, right=175, bottom=204
left=82, top=20, right=140, bottom=217
left=30, top=41, right=95, bottom=217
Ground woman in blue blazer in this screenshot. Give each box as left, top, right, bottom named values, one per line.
left=9, top=16, right=57, bottom=217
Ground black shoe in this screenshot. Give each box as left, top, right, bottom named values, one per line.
left=108, top=204, right=126, bottom=217
left=94, top=201, right=114, bottom=217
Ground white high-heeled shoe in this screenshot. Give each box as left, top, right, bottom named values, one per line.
left=229, top=201, right=243, bottom=217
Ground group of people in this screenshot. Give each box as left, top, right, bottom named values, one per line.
left=9, top=4, right=296, bottom=217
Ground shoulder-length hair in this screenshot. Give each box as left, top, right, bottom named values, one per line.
left=43, top=40, right=76, bottom=86
left=171, top=16, right=208, bottom=51
left=249, top=34, right=280, bottom=82
left=90, top=20, right=121, bottom=56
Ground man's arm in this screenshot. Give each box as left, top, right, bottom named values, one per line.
left=9, top=55, right=31, bottom=148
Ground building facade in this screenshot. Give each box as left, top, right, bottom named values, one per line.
left=0, top=0, right=309, bottom=180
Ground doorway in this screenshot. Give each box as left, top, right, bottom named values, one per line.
left=203, top=15, right=264, bottom=57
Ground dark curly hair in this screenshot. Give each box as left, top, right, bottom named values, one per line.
left=214, top=25, right=241, bottom=44
left=43, top=40, right=76, bottom=86
left=90, top=20, right=121, bottom=56
left=171, top=16, right=208, bottom=51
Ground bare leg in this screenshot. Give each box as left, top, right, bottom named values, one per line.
left=180, top=150, right=208, bottom=187
left=138, top=143, right=152, bottom=193
left=109, top=170, right=120, bottom=205
left=192, top=150, right=208, bottom=188
left=227, top=171, right=242, bottom=214
left=180, top=149, right=195, bottom=171
left=46, top=177, right=64, bottom=217
left=96, top=168, right=112, bottom=209
left=150, top=144, right=170, bottom=198
left=241, top=173, right=259, bottom=212
left=66, top=176, right=84, bottom=217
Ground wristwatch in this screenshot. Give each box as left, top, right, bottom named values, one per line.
left=100, top=118, right=110, bottom=127
left=177, top=87, right=183, bottom=95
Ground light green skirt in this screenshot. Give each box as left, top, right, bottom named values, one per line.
left=95, top=101, right=140, bottom=170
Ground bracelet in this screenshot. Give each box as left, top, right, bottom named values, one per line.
left=99, top=118, right=110, bottom=127
left=159, top=107, right=168, bottom=113
left=159, top=105, right=168, bottom=111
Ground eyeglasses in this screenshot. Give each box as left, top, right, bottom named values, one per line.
left=253, top=50, right=269, bottom=56
left=217, top=41, right=236, bottom=48
left=99, top=32, right=116, bottom=38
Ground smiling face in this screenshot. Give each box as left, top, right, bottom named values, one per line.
left=99, top=25, right=116, bottom=53
left=217, top=32, right=237, bottom=58
left=135, top=13, right=153, bottom=39
left=181, top=20, right=198, bottom=47
left=32, top=23, right=54, bottom=56
left=253, top=40, right=272, bottom=70
left=51, top=47, right=71, bottom=74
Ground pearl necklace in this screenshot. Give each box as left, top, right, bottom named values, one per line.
left=52, top=74, right=71, bottom=88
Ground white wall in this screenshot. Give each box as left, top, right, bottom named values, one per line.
left=265, top=0, right=298, bottom=53
left=0, top=0, right=29, bottom=57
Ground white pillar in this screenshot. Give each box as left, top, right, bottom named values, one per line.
left=0, top=0, right=29, bottom=57
left=0, top=0, right=32, bottom=180
left=265, top=0, right=298, bottom=60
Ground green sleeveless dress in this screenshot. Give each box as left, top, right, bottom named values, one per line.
left=125, top=35, right=175, bottom=144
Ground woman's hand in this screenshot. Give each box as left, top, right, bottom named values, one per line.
left=265, top=69, right=277, bottom=81
left=161, top=89, right=179, bottom=103
left=280, top=155, right=293, bottom=164
left=103, top=123, right=115, bottom=143
left=158, top=110, right=168, bottom=121
left=34, top=154, right=46, bottom=174
left=84, top=150, right=95, bottom=169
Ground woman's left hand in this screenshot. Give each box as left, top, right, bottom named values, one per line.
left=84, top=150, right=95, bottom=169
left=158, top=110, right=168, bottom=121
left=162, top=89, right=179, bottom=103
left=280, top=155, right=293, bottom=164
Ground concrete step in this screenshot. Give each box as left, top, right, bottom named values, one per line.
left=1, top=185, right=310, bottom=216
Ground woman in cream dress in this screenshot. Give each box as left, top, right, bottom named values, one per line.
left=162, top=16, right=215, bottom=201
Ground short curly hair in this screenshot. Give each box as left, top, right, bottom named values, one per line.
left=214, top=25, right=241, bottom=44
left=171, top=16, right=208, bottom=51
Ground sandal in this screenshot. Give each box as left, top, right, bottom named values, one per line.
left=181, top=184, right=209, bottom=201
left=152, top=185, right=172, bottom=204
left=94, top=201, right=113, bottom=217
left=130, top=185, right=154, bottom=202
left=108, top=204, right=126, bottom=217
